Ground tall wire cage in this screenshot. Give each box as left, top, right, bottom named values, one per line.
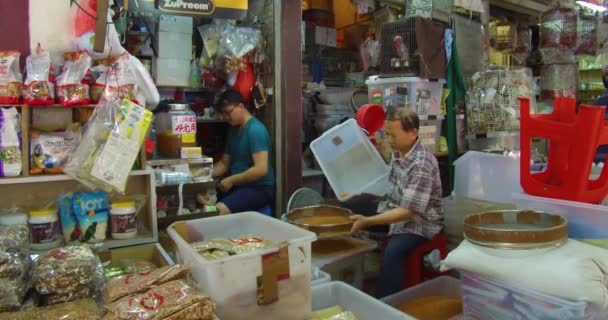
left=465, top=67, right=517, bottom=135
left=405, top=0, right=452, bottom=23
left=380, top=19, right=420, bottom=77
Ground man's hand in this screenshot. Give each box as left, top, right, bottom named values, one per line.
left=219, top=177, right=234, bottom=193
left=350, top=215, right=369, bottom=234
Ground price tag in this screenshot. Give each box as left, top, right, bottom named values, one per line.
left=171, top=115, right=197, bottom=143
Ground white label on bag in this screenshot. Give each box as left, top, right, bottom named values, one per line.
left=91, top=131, right=140, bottom=192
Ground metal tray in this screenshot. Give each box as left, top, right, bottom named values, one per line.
left=463, top=210, right=568, bottom=249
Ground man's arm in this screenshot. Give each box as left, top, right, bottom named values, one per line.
left=351, top=207, right=414, bottom=233
left=225, top=150, right=268, bottom=186
left=213, top=154, right=230, bottom=177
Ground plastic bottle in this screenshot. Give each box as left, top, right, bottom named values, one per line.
left=28, top=209, right=62, bottom=251
left=110, top=201, right=138, bottom=240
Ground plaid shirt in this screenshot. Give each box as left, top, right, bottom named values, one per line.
left=378, top=139, right=443, bottom=238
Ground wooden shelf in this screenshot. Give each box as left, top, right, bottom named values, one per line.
left=197, top=117, right=227, bottom=123
left=0, top=104, right=96, bottom=108
left=0, top=169, right=151, bottom=185
left=147, top=157, right=213, bottom=167
left=101, top=231, right=156, bottom=250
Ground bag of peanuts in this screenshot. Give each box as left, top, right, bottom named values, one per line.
left=56, top=51, right=92, bottom=107
left=0, top=50, right=23, bottom=104
left=24, top=44, right=55, bottom=106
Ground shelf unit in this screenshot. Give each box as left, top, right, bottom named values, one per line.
left=0, top=104, right=158, bottom=249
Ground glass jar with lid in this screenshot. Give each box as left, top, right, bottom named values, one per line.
left=155, top=103, right=197, bottom=158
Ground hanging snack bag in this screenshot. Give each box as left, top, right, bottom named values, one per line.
left=30, top=125, right=79, bottom=175
left=24, top=44, right=55, bottom=106
left=72, top=192, right=109, bottom=243
left=90, top=53, right=138, bottom=104
left=0, top=107, right=22, bottom=177
left=56, top=51, right=92, bottom=107
left=0, top=51, right=22, bottom=104
left=63, top=98, right=152, bottom=193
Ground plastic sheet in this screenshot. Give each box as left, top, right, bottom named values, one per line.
left=0, top=50, right=22, bottom=104
left=63, top=98, right=152, bottom=193
left=56, top=51, right=92, bottom=107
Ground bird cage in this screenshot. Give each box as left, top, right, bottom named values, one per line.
left=465, top=67, right=517, bottom=135
left=380, top=18, right=446, bottom=78
left=575, top=12, right=598, bottom=55
left=540, top=7, right=577, bottom=49
left=405, top=0, right=452, bottom=23
left=490, top=20, right=516, bottom=51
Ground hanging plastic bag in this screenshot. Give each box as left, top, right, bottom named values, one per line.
left=57, top=51, right=92, bottom=107
left=127, top=54, right=159, bottom=110
left=0, top=51, right=23, bottom=104
left=73, top=0, right=125, bottom=60
left=63, top=98, right=153, bottom=193
left=189, top=60, right=201, bottom=88
left=220, top=25, right=262, bottom=59
left=24, top=44, right=55, bottom=106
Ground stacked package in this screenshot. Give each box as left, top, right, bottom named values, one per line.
left=32, top=245, right=103, bottom=305
left=0, top=223, right=31, bottom=311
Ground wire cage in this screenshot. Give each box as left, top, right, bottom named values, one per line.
left=489, top=20, right=516, bottom=51
left=540, top=7, right=577, bottom=49
left=575, top=12, right=598, bottom=55
left=405, top=0, right=452, bottom=23
left=465, top=67, right=517, bottom=135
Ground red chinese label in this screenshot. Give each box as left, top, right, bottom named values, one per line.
left=171, top=115, right=197, bottom=135
left=230, top=236, right=264, bottom=244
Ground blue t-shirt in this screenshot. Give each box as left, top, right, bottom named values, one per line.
left=225, top=117, right=275, bottom=186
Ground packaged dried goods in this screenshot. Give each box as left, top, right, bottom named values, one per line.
left=24, top=44, right=55, bottom=106
left=90, top=53, right=138, bottom=104
left=0, top=270, right=29, bottom=311
left=0, top=50, right=23, bottom=104
left=0, top=223, right=29, bottom=254
left=191, top=236, right=274, bottom=260
left=63, top=98, right=153, bottom=193
left=56, top=51, right=92, bottom=107
left=29, top=126, right=79, bottom=175
left=33, top=244, right=103, bottom=305
left=0, top=298, right=100, bottom=320
left=0, top=107, right=22, bottom=177
left=72, top=192, right=109, bottom=243
left=104, top=264, right=188, bottom=302
left=104, top=279, right=215, bottom=320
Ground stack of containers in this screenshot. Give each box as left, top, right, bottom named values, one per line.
left=155, top=15, right=193, bottom=86
left=365, top=76, right=445, bottom=152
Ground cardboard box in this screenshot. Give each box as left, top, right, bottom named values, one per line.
left=157, top=31, right=192, bottom=60
left=97, top=243, right=174, bottom=268
left=158, top=15, right=193, bottom=34
left=155, top=58, right=190, bottom=87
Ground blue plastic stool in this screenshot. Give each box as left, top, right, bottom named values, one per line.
left=258, top=205, right=272, bottom=217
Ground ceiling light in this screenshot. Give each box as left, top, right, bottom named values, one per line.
left=576, top=0, right=607, bottom=12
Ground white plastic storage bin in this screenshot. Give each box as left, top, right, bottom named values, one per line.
left=365, top=76, right=445, bottom=115
left=453, top=151, right=522, bottom=204
left=461, top=271, right=607, bottom=320
left=167, top=212, right=317, bottom=320
left=312, top=281, right=415, bottom=320
left=310, top=119, right=390, bottom=201
left=513, top=193, right=608, bottom=248
left=311, top=266, right=331, bottom=287
left=382, top=276, right=462, bottom=315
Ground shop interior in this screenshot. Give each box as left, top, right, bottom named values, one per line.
left=0, top=0, right=608, bottom=319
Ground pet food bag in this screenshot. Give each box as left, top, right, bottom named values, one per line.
left=57, top=51, right=92, bottom=107
left=0, top=107, right=22, bottom=177
left=90, top=53, right=138, bottom=104
left=24, top=44, right=55, bottom=106
left=29, top=125, right=79, bottom=175
left=63, top=98, right=152, bottom=193
left=0, top=51, right=23, bottom=104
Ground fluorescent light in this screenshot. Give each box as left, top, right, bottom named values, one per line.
left=576, top=0, right=607, bottom=12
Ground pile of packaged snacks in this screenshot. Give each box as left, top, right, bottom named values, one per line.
left=32, top=245, right=103, bottom=305
left=103, top=264, right=216, bottom=320
left=103, top=259, right=158, bottom=279
left=0, top=107, right=23, bottom=177
left=1, top=298, right=99, bottom=320
left=0, top=50, right=23, bottom=104
left=104, top=279, right=215, bottom=320
left=23, top=45, right=55, bottom=106
left=311, top=306, right=358, bottom=320
left=0, top=223, right=31, bottom=311
left=191, top=236, right=274, bottom=260
left=56, top=51, right=92, bottom=107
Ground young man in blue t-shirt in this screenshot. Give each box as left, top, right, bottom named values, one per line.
left=197, top=89, right=275, bottom=214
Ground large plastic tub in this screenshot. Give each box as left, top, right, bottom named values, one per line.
left=461, top=271, right=606, bottom=320
left=311, top=266, right=331, bottom=287
left=365, top=76, right=445, bottom=115
left=167, top=212, right=317, bottom=320
left=453, top=151, right=522, bottom=204
left=312, top=281, right=415, bottom=320
left=310, top=119, right=390, bottom=201
left=513, top=193, right=608, bottom=248
left=382, top=276, right=462, bottom=316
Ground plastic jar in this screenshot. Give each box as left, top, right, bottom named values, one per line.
left=155, top=104, right=197, bottom=158
left=29, top=209, right=62, bottom=251
left=110, top=201, right=137, bottom=240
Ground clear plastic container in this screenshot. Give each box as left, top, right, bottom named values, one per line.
left=312, top=281, right=415, bottom=320
left=311, top=266, right=331, bottom=287
left=310, top=119, right=390, bottom=201
left=513, top=193, right=608, bottom=248
left=461, top=271, right=606, bottom=320
left=167, top=212, right=317, bottom=320
left=110, top=201, right=137, bottom=240
left=28, top=209, right=62, bottom=251
left=365, top=76, right=445, bottom=115
left=452, top=151, right=522, bottom=204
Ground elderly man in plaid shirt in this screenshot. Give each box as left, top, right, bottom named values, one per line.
left=350, top=107, right=444, bottom=298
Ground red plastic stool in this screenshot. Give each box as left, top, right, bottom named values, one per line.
left=520, top=97, right=608, bottom=204
left=380, top=232, right=449, bottom=289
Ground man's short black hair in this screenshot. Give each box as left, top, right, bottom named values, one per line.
left=215, top=89, right=244, bottom=111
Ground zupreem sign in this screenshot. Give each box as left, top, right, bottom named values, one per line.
left=156, top=0, right=248, bottom=20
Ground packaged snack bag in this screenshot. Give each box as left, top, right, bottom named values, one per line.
left=0, top=50, right=22, bottom=104
left=57, top=51, right=92, bottom=107
left=23, top=44, right=55, bottom=106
